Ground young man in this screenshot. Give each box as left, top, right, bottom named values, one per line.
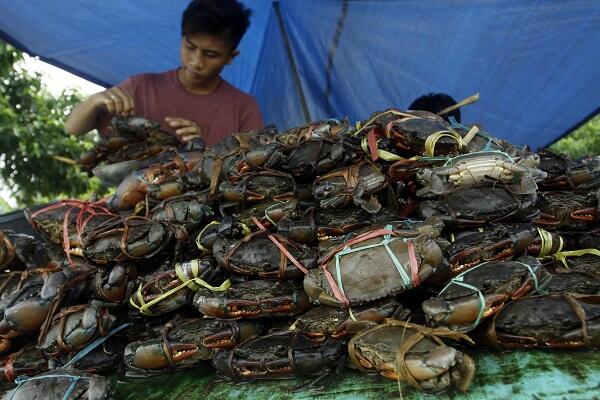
left=65, top=0, right=264, bottom=147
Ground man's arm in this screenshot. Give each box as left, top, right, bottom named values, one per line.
left=64, top=86, right=135, bottom=136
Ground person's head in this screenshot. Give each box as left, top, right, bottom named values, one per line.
left=408, top=93, right=461, bottom=123
left=179, top=0, right=252, bottom=90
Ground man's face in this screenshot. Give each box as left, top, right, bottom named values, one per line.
left=179, top=32, right=238, bottom=90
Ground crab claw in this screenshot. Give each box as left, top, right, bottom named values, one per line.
left=570, top=207, right=597, bottom=221
left=316, top=227, right=345, bottom=241
left=533, top=213, right=561, bottom=229
left=449, top=239, right=515, bottom=274
left=127, top=341, right=200, bottom=370
left=203, top=331, right=236, bottom=349
left=196, top=298, right=260, bottom=319
left=423, top=297, right=481, bottom=328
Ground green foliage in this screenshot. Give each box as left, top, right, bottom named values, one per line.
left=550, top=114, right=600, bottom=159
left=0, top=41, right=108, bottom=211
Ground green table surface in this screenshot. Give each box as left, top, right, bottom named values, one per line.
left=114, top=349, right=600, bottom=400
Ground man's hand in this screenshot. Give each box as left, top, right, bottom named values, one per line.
left=165, top=117, right=202, bottom=142
left=94, top=87, right=135, bottom=116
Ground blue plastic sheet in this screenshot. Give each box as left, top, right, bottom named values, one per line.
left=0, top=0, right=598, bottom=147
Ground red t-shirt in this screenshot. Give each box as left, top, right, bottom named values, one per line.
left=98, top=69, right=264, bottom=147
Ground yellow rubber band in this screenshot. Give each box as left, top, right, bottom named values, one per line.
left=549, top=248, right=600, bottom=268
left=130, top=278, right=231, bottom=316
left=424, top=130, right=465, bottom=157
left=348, top=307, right=357, bottom=322
left=352, top=110, right=417, bottom=137
left=360, top=137, right=405, bottom=161
left=536, top=228, right=563, bottom=258
left=195, top=221, right=221, bottom=253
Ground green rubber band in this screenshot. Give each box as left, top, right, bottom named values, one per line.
left=333, top=225, right=413, bottom=300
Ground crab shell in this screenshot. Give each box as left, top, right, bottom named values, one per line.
left=219, top=171, right=296, bottom=203
left=292, top=297, right=406, bottom=339
left=416, top=151, right=544, bottom=197
left=534, top=190, right=599, bottom=231
left=418, top=185, right=539, bottom=228
left=81, top=217, right=175, bottom=264
left=213, top=330, right=343, bottom=382
left=124, top=319, right=264, bottom=376
left=478, top=293, right=600, bottom=349
left=39, top=305, right=116, bottom=357
left=1, top=368, right=116, bottom=400
left=443, top=224, right=563, bottom=278
left=304, top=233, right=443, bottom=307
left=148, top=191, right=214, bottom=229
left=212, top=231, right=318, bottom=280
left=348, top=319, right=476, bottom=393
left=422, top=257, right=543, bottom=332
left=194, top=279, right=311, bottom=319
left=312, top=162, right=387, bottom=213
left=129, top=270, right=195, bottom=316
left=0, top=346, right=47, bottom=382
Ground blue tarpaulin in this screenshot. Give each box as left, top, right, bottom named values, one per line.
left=0, top=0, right=598, bottom=148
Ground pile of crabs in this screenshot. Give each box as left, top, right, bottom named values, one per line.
left=0, top=109, right=599, bottom=399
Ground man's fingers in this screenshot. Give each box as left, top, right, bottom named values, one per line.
left=102, top=87, right=134, bottom=115
left=166, top=118, right=192, bottom=128
left=175, top=126, right=198, bottom=136
left=112, top=87, right=135, bottom=113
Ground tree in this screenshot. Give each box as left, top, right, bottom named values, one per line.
left=550, top=114, right=600, bottom=160
left=0, top=41, right=107, bottom=211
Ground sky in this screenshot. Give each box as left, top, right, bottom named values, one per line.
left=1, top=56, right=104, bottom=209
left=18, top=54, right=105, bottom=95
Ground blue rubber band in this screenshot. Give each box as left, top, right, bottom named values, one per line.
left=11, top=374, right=89, bottom=400
left=63, top=322, right=130, bottom=368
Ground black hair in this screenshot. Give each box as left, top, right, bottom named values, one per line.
left=408, top=93, right=461, bottom=123
left=181, top=0, right=251, bottom=50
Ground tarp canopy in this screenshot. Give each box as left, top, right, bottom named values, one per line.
left=0, top=0, right=599, bottom=148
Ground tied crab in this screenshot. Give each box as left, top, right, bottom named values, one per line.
left=347, top=319, right=476, bottom=393
left=212, top=228, right=318, bottom=280
left=416, top=151, right=545, bottom=197
left=354, top=109, right=467, bottom=159
left=534, top=190, right=599, bottom=230
left=291, top=297, right=408, bottom=340
left=130, top=257, right=227, bottom=317
left=444, top=224, right=564, bottom=278
left=1, top=368, right=116, bottom=400
left=213, top=330, right=345, bottom=388
left=275, top=206, right=371, bottom=245
left=304, top=226, right=443, bottom=308
left=219, top=170, right=297, bottom=203
left=0, top=345, right=47, bottom=382
left=92, top=263, right=137, bottom=304
left=0, top=265, right=91, bottom=351
left=278, top=118, right=352, bottom=143
left=422, top=256, right=546, bottom=332
left=38, top=304, right=116, bottom=358
left=0, top=230, right=55, bottom=270
left=25, top=200, right=116, bottom=261
left=312, top=161, right=387, bottom=213
left=538, top=149, right=600, bottom=190
left=194, top=279, right=311, bottom=319
left=418, top=185, right=539, bottom=228
left=539, top=250, right=600, bottom=294
left=478, top=293, right=600, bottom=349
left=278, top=137, right=363, bottom=178
left=81, top=216, right=184, bottom=265
left=124, top=317, right=264, bottom=377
